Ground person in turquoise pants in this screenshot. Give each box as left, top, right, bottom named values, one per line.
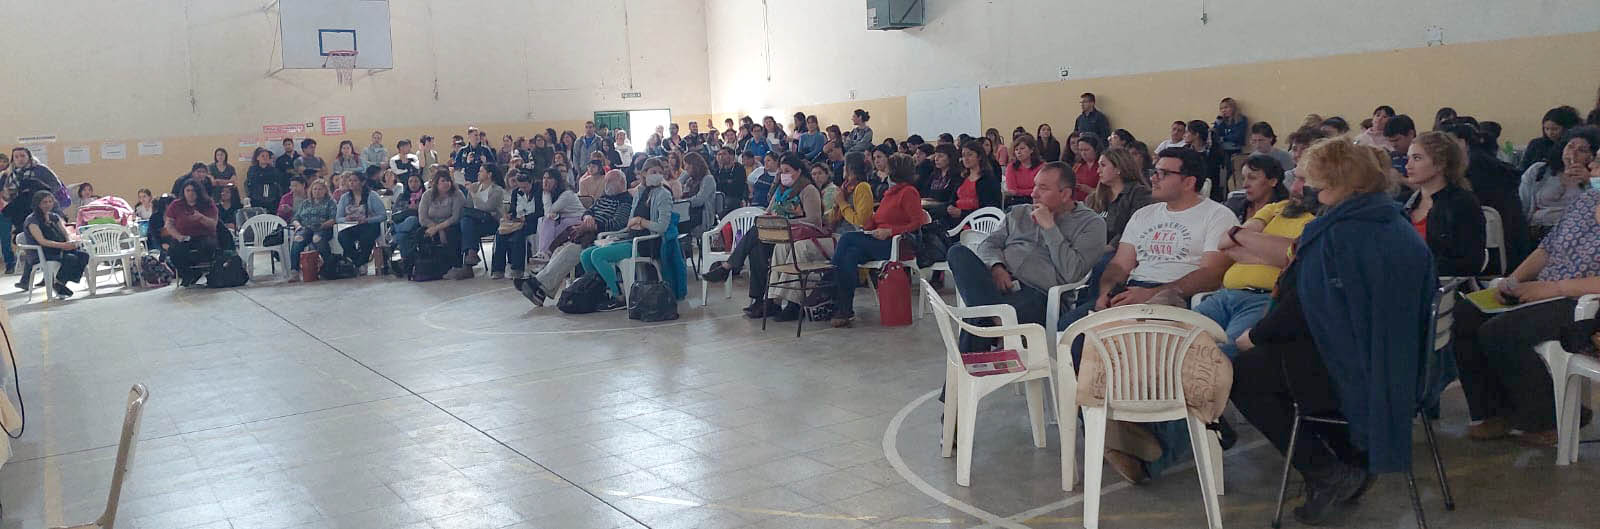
left=579, top=157, right=675, bottom=311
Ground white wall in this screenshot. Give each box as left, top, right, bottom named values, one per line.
left=704, top=0, right=1600, bottom=114
left=0, top=0, right=712, bottom=141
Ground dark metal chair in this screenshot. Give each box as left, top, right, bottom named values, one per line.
left=1270, top=278, right=1462, bottom=528
left=754, top=216, right=834, bottom=337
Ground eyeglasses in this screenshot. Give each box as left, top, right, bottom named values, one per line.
left=1152, top=168, right=1185, bottom=181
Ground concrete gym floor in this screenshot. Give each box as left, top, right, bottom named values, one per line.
left=0, top=270, right=1596, bottom=529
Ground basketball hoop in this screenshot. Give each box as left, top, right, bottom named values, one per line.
left=323, top=50, right=358, bottom=87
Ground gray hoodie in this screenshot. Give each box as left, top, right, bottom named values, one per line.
left=973, top=202, right=1107, bottom=290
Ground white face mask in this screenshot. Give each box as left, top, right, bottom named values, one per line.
left=779, top=172, right=797, bottom=187
left=644, top=171, right=665, bottom=187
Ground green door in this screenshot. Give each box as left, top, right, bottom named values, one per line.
left=593, top=111, right=629, bottom=135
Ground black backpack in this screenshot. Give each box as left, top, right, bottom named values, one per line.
left=320, top=255, right=358, bottom=280
left=557, top=273, right=610, bottom=314
left=205, top=254, right=249, bottom=288
left=408, top=232, right=452, bottom=282
left=627, top=280, right=679, bottom=322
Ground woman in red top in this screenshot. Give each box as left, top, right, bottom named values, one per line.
left=942, top=141, right=1003, bottom=230
left=1071, top=133, right=1106, bottom=201
left=1004, top=134, right=1044, bottom=206
left=830, top=153, right=926, bottom=327
left=163, top=181, right=224, bottom=286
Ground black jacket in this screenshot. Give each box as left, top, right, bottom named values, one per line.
left=244, top=165, right=285, bottom=213
left=1402, top=184, right=1486, bottom=277
left=1464, top=150, right=1532, bottom=270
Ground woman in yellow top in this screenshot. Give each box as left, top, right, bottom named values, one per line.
left=1194, top=155, right=1317, bottom=357
left=828, top=151, right=876, bottom=232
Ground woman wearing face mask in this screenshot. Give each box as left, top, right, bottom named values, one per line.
left=759, top=155, right=828, bottom=321
left=701, top=153, right=825, bottom=318
left=517, top=170, right=632, bottom=306
left=577, top=158, right=675, bottom=311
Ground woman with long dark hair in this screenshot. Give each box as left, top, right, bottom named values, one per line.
left=335, top=172, right=387, bottom=275
left=23, top=190, right=89, bottom=297
left=1071, top=133, right=1107, bottom=201
left=215, top=183, right=243, bottom=230
left=829, top=153, right=926, bottom=327
left=1036, top=123, right=1063, bottom=163
left=163, top=181, right=222, bottom=286
left=331, top=140, right=364, bottom=175
left=246, top=147, right=284, bottom=217
left=535, top=167, right=585, bottom=258
left=943, top=140, right=1002, bottom=227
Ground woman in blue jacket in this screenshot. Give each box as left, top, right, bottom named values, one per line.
left=1230, top=138, right=1436, bottom=524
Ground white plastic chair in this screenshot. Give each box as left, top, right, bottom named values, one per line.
left=1480, top=206, right=1505, bottom=276
left=1063, top=304, right=1227, bottom=529
left=1538, top=294, right=1600, bottom=465
left=1043, top=270, right=1096, bottom=361
left=81, top=225, right=139, bottom=295
left=926, top=207, right=1006, bottom=307
left=53, top=384, right=148, bottom=529
left=238, top=214, right=289, bottom=279
left=924, top=280, right=1063, bottom=487
left=15, top=232, right=61, bottom=302
left=1201, top=179, right=1214, bottom=201
left=863, top=210, right=931, bottom=317
left=699, top=206, right=764, bottom=305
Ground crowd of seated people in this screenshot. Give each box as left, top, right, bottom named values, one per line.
left=8, top=94, right=1600, bottom=521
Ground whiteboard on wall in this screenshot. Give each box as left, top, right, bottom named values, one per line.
left=907, top=86, right=981, bottom=140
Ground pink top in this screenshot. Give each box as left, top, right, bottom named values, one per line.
left=1005, top=163, right=1043, bottom=196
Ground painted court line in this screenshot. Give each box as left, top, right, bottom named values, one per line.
left=884, top=389, right=1032, bottom=529
left=416, top=286, right=746, bottom=335
left=885, top=387, right=1272, bottom=529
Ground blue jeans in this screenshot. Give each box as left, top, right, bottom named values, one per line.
left=393, top=217, right=420, bottom=260
left=829, top=232, right=894, bottom=317
left=0, top=216, right=14, bottom=268
left=1191, top=288, right=1272, bottom=359
left=289, top=227, right=333, bottom=271
left=460, top=214, right=495, bottom=258
left=492, top=223, right=533, bottom=274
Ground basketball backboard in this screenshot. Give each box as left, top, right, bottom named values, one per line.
left=277, top=0, right=393, bottom=70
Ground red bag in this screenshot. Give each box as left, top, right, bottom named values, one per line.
left=877, top=261, right=912, bottom=326
left=299, top=250, right=322, bottom=282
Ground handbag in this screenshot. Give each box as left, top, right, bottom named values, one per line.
left=627, top=280, right=680, bottom=322
left=497, top=219, right=525, bottom=235
left=462, top=206, right=495, bottom=226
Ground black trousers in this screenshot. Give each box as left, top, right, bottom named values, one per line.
left=1452, top=299, right=1574, bottom=432
left=338, top=223, right=381, bottom=267
left=169, top=238, right=220, bottom=281
left=42, top=248, right=89, bottom=284
left=726, top=229, right=772, bottom=300
left=1229, top=341, right=1361, bottom=474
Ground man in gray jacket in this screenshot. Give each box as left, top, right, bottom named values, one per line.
left=947, top=161, right=1106, bottom=327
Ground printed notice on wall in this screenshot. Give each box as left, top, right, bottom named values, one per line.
left=101, top=142, right=127, bottom=160
left=25, top=145, right=47, bottom=165
left=263, top=123, right=306, bottom=140
left=64, top=146, right=91, bottom=165
left=138, top=141, right=164, bottom=156
left=238, top=137, right=259, bottom=148
left=321, top=115, right=346, bottom=135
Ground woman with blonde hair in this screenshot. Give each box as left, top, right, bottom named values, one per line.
left=1401, top=131, right=1486, bottom=277
left=1229, top=137, right=1436, bottom=524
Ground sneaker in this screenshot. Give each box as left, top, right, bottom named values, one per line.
left=830, top=314, right=855, bottom=328
left=464, top=253, right=481, bottom=267
left=516, top=278, right=548, bottom=306
left=3, top=264, right=13, bottom=275
left=355, top=266, right=368, bottom=277
left=288, top=274, right=301, bottom=283
left=53, top=283, right=74, bottom=299
left=490, top=271, right=504, bottom=280
left=596, top=297, right=627, bottom=312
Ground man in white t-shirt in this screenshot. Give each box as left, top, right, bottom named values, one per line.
left=1075, top=147, right=1238, bottom=485
left=1096, top=147, right=1236, bottom=310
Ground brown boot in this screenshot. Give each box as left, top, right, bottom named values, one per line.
left=1104, top=449, right=1150, bottom=485
left=1515, top=429, right=1558, bottom=447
